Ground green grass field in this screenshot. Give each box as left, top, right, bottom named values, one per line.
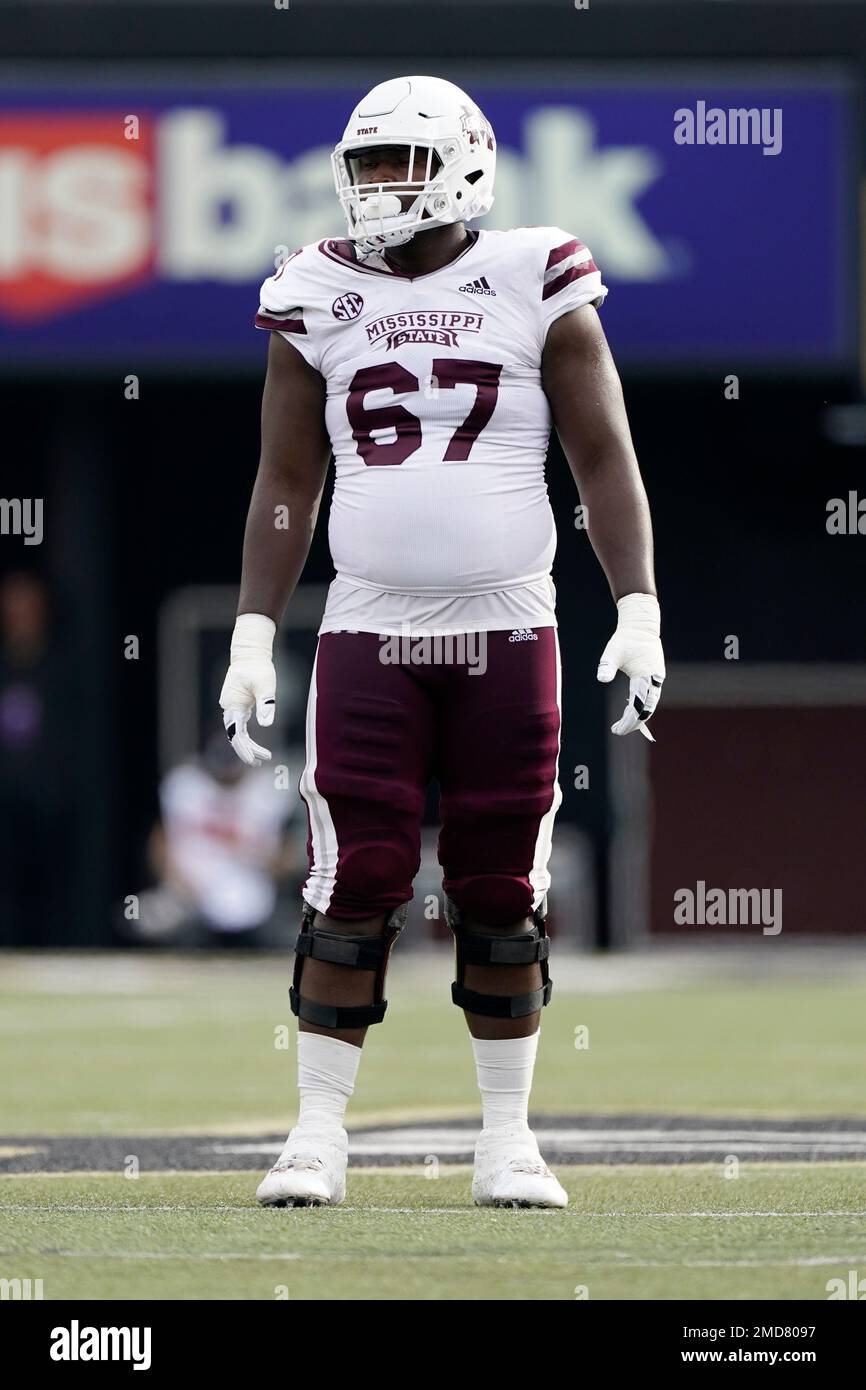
left=4, top=1167, right=866, bottom=1301
left=2, top=949, right=865, bottom=1300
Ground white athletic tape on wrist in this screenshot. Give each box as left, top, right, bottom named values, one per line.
left=230, top=612, right=276, bottom=662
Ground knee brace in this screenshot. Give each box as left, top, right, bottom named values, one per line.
left=445, top=895, right=553, bottom=1019
left=289, top=900, right=407, bottom=1030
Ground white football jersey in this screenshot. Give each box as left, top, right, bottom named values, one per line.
left=159, top=763, right=289, bottom=931
left=255, top=226, right=607, bottom=634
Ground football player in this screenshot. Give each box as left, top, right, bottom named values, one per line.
left=219, top=76, right=665, bottom=1208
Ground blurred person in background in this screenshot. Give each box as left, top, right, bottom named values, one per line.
left=0, top=570, right=74, bottom=946
left=125, top=732, right=303, bottom=948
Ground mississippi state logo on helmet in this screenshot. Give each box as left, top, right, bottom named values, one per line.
left=332, top=292, right=364, bottom=321
left=331, top=75, right=497, bottom=256
left=458, top=103, right=495, bottom=151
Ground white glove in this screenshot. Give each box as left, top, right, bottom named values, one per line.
left=596, top=593, right=665, bottom=742
left=219, top=613, right=277, bottom=766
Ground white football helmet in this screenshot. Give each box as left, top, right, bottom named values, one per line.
left=332, top=75, right=496, bottom=255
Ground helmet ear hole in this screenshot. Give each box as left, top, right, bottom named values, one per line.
left=465, top=169, right=484, bottom=185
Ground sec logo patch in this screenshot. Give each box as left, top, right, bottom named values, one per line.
left=332, top=292, right=364, bottom=321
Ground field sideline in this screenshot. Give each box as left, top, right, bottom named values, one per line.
left=2, top=947, right=865, bottom=1300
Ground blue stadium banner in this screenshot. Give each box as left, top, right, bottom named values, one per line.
left=0, top=74, right=855, bottom=367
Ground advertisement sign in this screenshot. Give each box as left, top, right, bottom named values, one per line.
left=0, top=75, right=854, bottom=367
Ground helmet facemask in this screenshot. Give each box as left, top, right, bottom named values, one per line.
left=332, top=139, right=461, bottom=255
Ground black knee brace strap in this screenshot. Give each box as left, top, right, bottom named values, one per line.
left=289, top=900, right=407, bottom=1030
left=445, top=896, right=553, bottom=1019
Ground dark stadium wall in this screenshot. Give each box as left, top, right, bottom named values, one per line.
left=5, top=2, right=866, bottom=70
left=2, top=371, right=854, bottom=943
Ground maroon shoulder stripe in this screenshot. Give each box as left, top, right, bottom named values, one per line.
left=544, top=237, right=585, bottom=271
left=541, top=261, right=598, bottom=302
left=255, top=311, right=307, bottom=334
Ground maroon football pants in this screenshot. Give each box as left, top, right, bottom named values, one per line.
left=299, top=628, right=562, bottom=926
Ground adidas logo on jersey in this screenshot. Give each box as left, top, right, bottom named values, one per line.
left=508, top=628, right=538, bottom=642
left=459, top=276, right=496, bottom=296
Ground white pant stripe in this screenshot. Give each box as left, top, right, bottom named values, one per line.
left=299, top=644, right=339, bottom=914
left=528, top=629, right=563, bottom=913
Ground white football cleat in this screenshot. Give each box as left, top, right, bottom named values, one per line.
left=256, top=1125, right=348, bottom=1207
left=472, top=1124, right=568, bottom=1208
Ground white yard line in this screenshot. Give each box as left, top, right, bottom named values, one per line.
left=2, top=1247, right=864, bottom=1270
left=1, top=1204, right=865, bottom=1217
left=0, top=1249, right=302, bottom=1261
left=587, top=1254, right=866, bottom=1269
